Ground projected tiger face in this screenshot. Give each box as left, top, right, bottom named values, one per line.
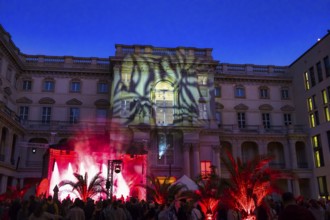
left=110, top=47, right=217, bottom=127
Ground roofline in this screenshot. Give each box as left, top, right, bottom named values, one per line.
left=289, top=30, right=330, bottom=67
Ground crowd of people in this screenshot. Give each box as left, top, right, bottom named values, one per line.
left=0, top=192, right=330, bottom=220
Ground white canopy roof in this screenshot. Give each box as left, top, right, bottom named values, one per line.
left=172, top=174, right=198, bottom=191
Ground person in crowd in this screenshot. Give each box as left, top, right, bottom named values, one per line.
left=308, top=199, right=325, bottom=220
left=65, top=198, right=85, bottom=220
left=28, top=202, right=62, bottom=220
left=278, top=192, right=316, bottom=220
left=191, top=202, right=203, bottom=220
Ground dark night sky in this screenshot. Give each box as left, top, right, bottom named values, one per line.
left=0, top=0, right=329, bottom=65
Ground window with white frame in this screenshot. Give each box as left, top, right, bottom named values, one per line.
left=235, top=86, right=245, bottom=98
left=283, top=113, right=292, bottom=126
left=41, top=107, right=51, bottom=124
left=281, top=87, right=289, bottom=100
left=262, top=113, right=271, bottom=129
left=237, top=112, right=246, bottom=128
left=19, top=106, right=29, bottom=121
left=69, top=107, right=80, bottom=124
left=259, top=87, right=269, bottom=99
left=22, top=80, right=32, bottom=91
left=43, top=79, right=55, bottom=92
left=155, top=81, right=174, bottom=125
left=70, top=81, right=81, bottom=92
left=97, top=82, right=109, bottom=93
left=199, top=102, right=208, bottom=119
left=197, top=75, right=208, bottom=85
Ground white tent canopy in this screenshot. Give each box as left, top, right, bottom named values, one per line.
left=172, top=175, right=198, bottom=191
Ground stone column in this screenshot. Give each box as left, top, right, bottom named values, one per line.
left=0, top=175, right=8, bottom=194
left=292, top=179, right=300, bottom=196
left=288, top=139, right=297, bottom=169
left=183, top=143, right=191, bottom=177
left=212, top=145, right=221, bottom=176
left=192, top=143, right=200, bottom=178
left=5, top=130, right=13, bottom=163
left=19, top=178, right=24, bottom=189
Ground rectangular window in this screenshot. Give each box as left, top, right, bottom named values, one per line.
left=304, top=72, right=310, bottom=90
left=43, top=81, right=54, bottom=91
left=200, top=88, right=208, bottom=97
left=19, top=106, right=29, bottom=121
left=97, top=82, right=108, bottom=93
left=214, top=87, right=221, bottom=97
left=307, top=97, right=313, bottom=111
left=284, top=113, right=292, bottom=126
left=42, top=107, right=51, bottom=124
left=317, top=176, right=329, bottom=198
left=122, top=73, right=131, bottom=85
left=316, top=62, right=323, bottom=82
left=309, top=66, right=316, bottom=87
left=260, top=88, right=269, bottom=99
left=324, top=56, right=330, bottom=78
left=70, top=81, right=81, bottom=92
left=157, top=133, right=174, bottom=165
left=198, top=103, right=208, bottom=119
left=22, top=80, right=32, bottom=91
left=322, top=90, right=329, bottom=104
left=262, top=113, right=271, bottom=129
left=312, top=135, right=324, bottom=167
left=215, top=112, right=222, bottom=125
left=281, top=88, right=289, bottom=100
left=310, top=114, right=316, bottom=128
left=235, top=87, right=245, bottom=98
left=121, top=100, right=131, bottom=118
left=198, top=75, right=207, bottom=85
left=315, top=111, right=320, bottom=126
left=96, top=108, right=107, bottom=123
left=200, top=161, right=212, bottom=178
left=69, top=108, right=80, bottom=124
left=324, top=107, right=330, bottom=122
left=237, top=112, right=246, bottom=128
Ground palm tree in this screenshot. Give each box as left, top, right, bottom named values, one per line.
left=193, top=165, right=229, bottom=219
left=221, top=151, right=293, bottom=220
left=139, top=174, right=187, bottom=205
left=59, top=172, right=107, bottom=202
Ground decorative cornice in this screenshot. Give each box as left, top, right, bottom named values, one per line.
left=16, top=96, right=33, bottom=104
left=94, top=99, right=110, bottom=107
left=259, top=104, right=273, bottom=111
left=234, top=103, right=248, bottom=110
left=66, top=98, right=82, bottom=105
left=39, top=97, right=55, bottom=104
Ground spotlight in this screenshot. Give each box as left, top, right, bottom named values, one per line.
left=32, top=148, right=36, bottom=153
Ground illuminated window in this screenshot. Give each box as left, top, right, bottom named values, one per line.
left=237, top=112, right=246, bottom=128
left=200, top=88, right=208, bottom=97
left=312, top=135, right=324, bottom=168
left=281, top=87, right=289, bottom=100
left=19, top=106, right=29, bottom=121
left=70, top=80, right=81, bottom=92
left=322, top=90, right=329, bottom=104
left=198, top=102, right=208, bottom=119
left=121, top=72, right=131, bottom=85
left=262, top=113, right=271, bottom=129
left=201, top=161, right=212, bottom=178
left=310, top=114, right=315, bottom=128
left=317, top=176, right=329, bottom=198
left=324, top=107, right=330, bottom=122
left=198, top=75, right=207, bottom=85
left=157, top=133, right=174, bottom=165
left=155, top=81, right=174, bottom=126
left=259, top=87, right=269, bottom=99
left=307, top=95, right=317, bottom=111
left=235, top=85, right=245, bottom=98
left=214, top=87, right=221, bottom=97
left=22, top=80, right=32, bottom=91
left=41, top=107, right=51, bottom=124
left=317, top=62, right=323, bottom=82
left=97, top=82, right=108, bottom=93
left=43, top=79, right=55, bottom=92
left=69, top=107, right=80, bottom=124
left=324, top=56, right=330, bottom=78
left=309, top=66, right=316, bottom=87
left=304, top=72, right=310, bottom=90
left=284, top=113, right=292, bottom=126
left=120, top=100, right=131, bottom=118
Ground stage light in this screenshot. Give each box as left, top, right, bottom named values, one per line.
left=115, top=164, right=121, bottom=173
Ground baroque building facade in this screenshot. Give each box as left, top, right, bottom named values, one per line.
left=0, top=24, right=329, bottom=199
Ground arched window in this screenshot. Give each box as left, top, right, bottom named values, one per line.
left=154, top=81, right=174, bottom=126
